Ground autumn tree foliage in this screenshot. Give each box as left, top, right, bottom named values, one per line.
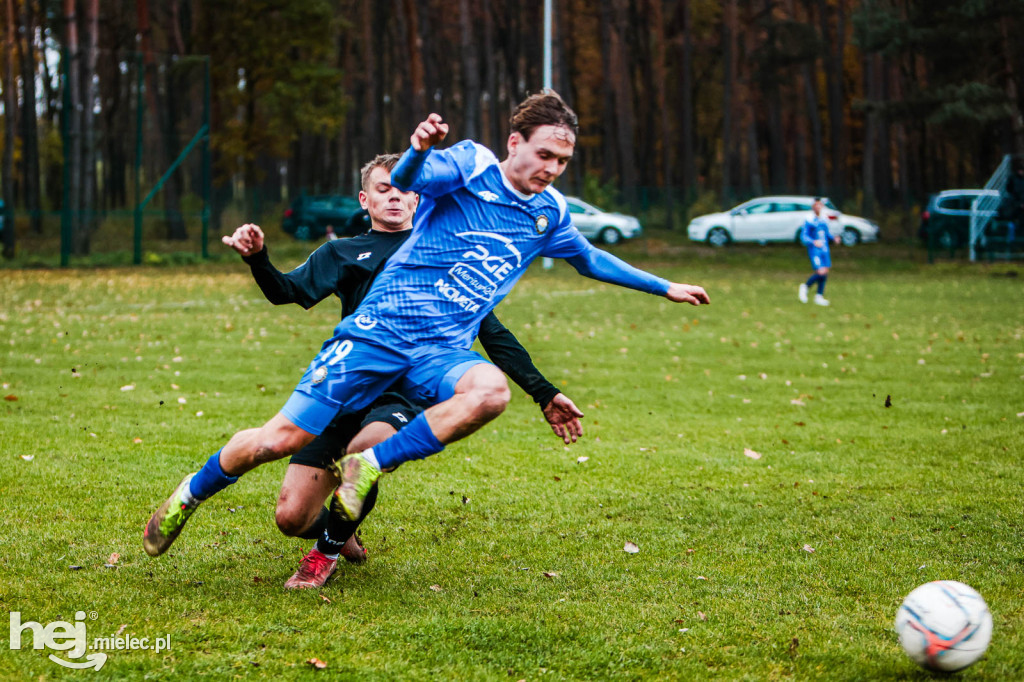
left=1, top=0, right=1023, bottom=253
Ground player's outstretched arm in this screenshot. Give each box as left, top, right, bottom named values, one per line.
left=666, top=282, right=710, bottom=306
left=222, top=223, right=265, bottom=257
left=542, top=393, right=584, bottom=444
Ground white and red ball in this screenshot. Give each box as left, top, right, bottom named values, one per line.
left=895, top=580, right=992, bottom=672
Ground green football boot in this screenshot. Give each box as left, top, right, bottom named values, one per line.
left=331, top=451, right=381, bottom=521
left=143, top=474, right=198, bottom=557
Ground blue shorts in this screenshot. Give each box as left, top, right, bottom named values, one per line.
left=809, top=249, right=831, bottom=269
left=281, top=319, right=488, bottom=436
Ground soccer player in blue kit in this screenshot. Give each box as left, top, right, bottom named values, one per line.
left=798, top=197, right=840, bottom=306
left=144, top=91, right=709, bottom=556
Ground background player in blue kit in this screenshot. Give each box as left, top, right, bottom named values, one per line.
left=144, top=91, right=709, bottom=559
left=798, top=197, right=840, bottom=307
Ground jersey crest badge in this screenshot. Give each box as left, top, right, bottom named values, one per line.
left=478, top=190, right=499, bottom=202
left=357, top=252, right=372, bottom=261
left=534, top=214, right=549, bottom=234
left=354, top=314, right=377, bottom=331
left=311, top=366, right=328, bottom=385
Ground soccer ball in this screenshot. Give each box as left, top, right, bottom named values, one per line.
left=894, top=580, right=993, bottom=672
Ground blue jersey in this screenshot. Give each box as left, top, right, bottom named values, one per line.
left=348, top=140, right=668, bottom=348
left=800, top=214, right=832, bottom=253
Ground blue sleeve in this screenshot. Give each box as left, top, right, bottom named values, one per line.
left=799, top=219, right=814, bottom=247
left=564, top=243, right=670, bottom=296
left=391, top=140, right=481, bottom=197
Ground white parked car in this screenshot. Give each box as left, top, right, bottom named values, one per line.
left=686, top=195, right=880, bottom=247
left=566, top=196, right=642, bottom=244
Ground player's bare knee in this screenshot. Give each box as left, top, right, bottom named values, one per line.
left=470, top=382, right=510, bottom=421
left=274, top=504, right=308, bottom=537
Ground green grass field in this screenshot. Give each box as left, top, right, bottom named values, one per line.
left=1, top=238, right=1022, bottom=679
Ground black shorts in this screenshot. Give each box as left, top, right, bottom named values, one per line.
left=288, top=392, right=423, bottom=470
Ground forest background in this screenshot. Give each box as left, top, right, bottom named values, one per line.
left=1, top=0, right=1023, bottom=258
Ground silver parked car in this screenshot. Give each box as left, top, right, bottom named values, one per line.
left=687, top=195, right=879, bottom=247
left=566, top=196, right=642, bottom=245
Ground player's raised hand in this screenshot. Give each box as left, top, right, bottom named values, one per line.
left=411, top=113, right=449, bottom=151
left=222, top=223, right=265, bottom=257
left=665, top=282, right=710, bottom=306
left=542, top=392, right=584, bottom=444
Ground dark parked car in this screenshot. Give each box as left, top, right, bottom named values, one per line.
left=282, top=194, right=363, bottom=241
left=919, top=189, right=999, bottom=249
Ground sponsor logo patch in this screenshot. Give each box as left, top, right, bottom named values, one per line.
left=357, top=252, right=372, bottom=261
left=478, top=190, right=499, bottom=202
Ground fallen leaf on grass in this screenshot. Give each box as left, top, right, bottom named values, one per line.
left=790, top=399, right=805, bottom=406
left=802, top=544, right=815, bottom=553
left=20, top=455, right=34, bottom=461
left=429, top=584, right=443, bottom=592
left=543, top=572, right=559, bottom=578
left=698, top=611, right=707, bottom=621
left=319, top=594, right=331, bottom=603
left=1017, top=411, right=1024, bottom=418
left=120, top=385, right=135, bottom=392
left=107, top=553, right=120, bottom=565
left=885, top=395, right=892, bottom=408
left=115, top=624, right=127, bottom=637
left=4, top=394, right=18, bottom=401
left=576, top=456, right=589, bottom=464
left=624, top=541, right=640, bottom=554
left=743, top=448, right=762, bottom=460
left=133, top=438, right=143, bottom=444
left=306, top=658, right=327, bottom=669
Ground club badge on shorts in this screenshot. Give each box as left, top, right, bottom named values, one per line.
left=311, top=366, right=328, bottom=385
left=534, top=214, right=549, bottom=234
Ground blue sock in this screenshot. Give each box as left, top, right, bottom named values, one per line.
left=371, top=413, right=445, bottom=471
left=188, top=450, right=239, bottom=500
left=817, top=275, right=827, bottom=295
left=805, top=273, right=821, bottom=287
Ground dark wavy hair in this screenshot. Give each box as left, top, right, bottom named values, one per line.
left=509, top=90, right=578, bottom=141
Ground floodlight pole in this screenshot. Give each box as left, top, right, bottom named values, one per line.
left=541, top=0, right=555, bottom=270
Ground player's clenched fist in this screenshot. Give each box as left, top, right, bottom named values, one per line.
left=411, top=113, right=449, bottom=151
left=222, top=223, right=265, bottom=257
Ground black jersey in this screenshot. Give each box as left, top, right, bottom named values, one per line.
left=243, top=230, right=559, bottom=407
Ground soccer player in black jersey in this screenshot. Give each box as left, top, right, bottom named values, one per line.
left=218, top=154, right=583, bottom=589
